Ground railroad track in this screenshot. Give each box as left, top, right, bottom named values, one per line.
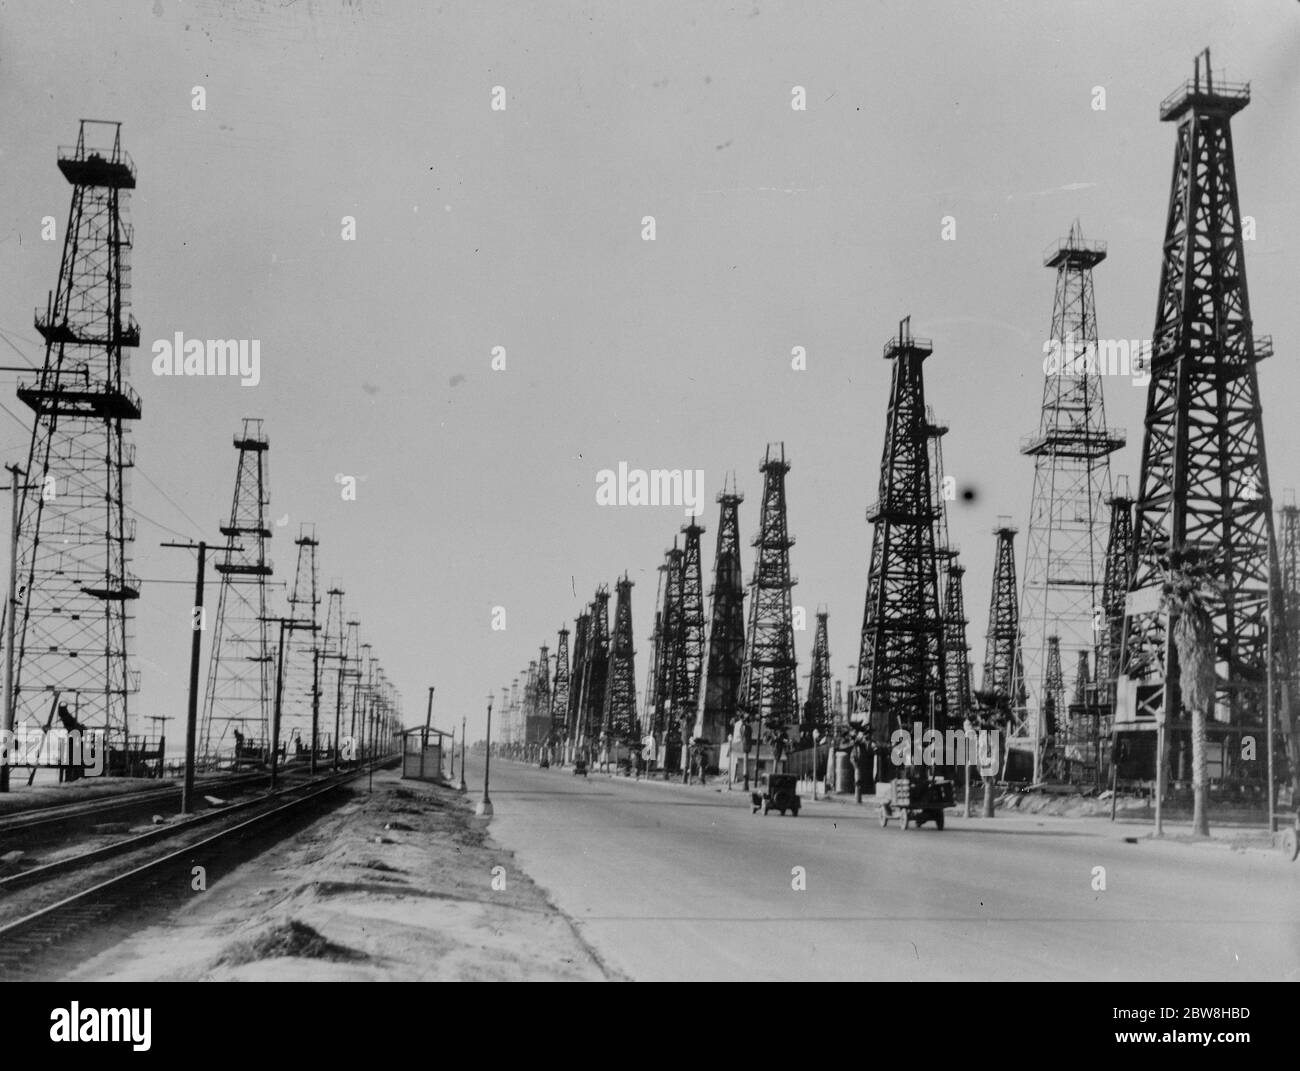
left=0, top=771, right=270, bottom=839
left=0, top=764, right=385, bottom=978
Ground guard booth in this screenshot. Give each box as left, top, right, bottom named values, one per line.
left=401, top=726, right=450, bottom=783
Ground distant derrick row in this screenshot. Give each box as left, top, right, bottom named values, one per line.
left=6, top=124, right=400, bottom=783
left=493, top=54, right=1295, bottom=803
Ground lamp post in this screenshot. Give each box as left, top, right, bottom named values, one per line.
left=476, top=694, right=494, bottom=816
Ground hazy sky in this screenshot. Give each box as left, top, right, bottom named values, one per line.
left=1, top=0, right=1297, bottom=743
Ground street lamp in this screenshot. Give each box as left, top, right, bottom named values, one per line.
left=476, top=694, right=494, bottom=816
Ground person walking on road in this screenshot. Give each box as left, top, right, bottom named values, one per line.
left=851, top=732, right=869, bottom=805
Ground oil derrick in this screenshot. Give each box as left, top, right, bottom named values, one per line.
left=13, top=122, right=142, bottom=748
left=1017, top=221, right=1124, bottom=783
left=536, top=645, right=551, bottom=744
left=575, top=586, right=610, bottom=750
left=648, top=543, right=683, bottom=746
left=602, top=574, right=638, bottom=742
left=738, top=443, right=800, bottom=735
left=1120, top=51, right=1294, bottom=790
left=199, top=420, right=273, bottom=762
left=1073, top=650, right=1091, bottom=705
left=677, top=521, right=707, bottom=725
left=506, top=677, right=521, bottom=749
left=318, top=585, right=346, bottom=752
left=342, top=619, right=362, bottom=746
left=567, top=611, right=590, bottom=755
left=281, top=525, right=320, bottom=749
left=551, top=626, right=571, bottom=747
left=695, top=478, right=745, bottom=747
left=943, top=558, right=973, bottom=725
left=1095, top=477, right=1134, bottom=698
left=802, top=609, right=832, bottom=731
left=982, top=521, right=1027, bottom=726
left=927, top=406, right=973, bottom=725
left=526, top=655, right=547, bottom=747
left=854, top=322, right=945, bottom=761
left=1042, top=635, right=1065, bottom=739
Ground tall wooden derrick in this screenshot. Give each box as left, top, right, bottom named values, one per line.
left=14, top=121, right=143, bottom=762
left=575, top=586, right=610, bottom=752
left=738, top=443, right=800, bottom=735
left=927, top=406, right=972, bottom=727
left=528, top=645, right=551, bottom=747
left=1118, top=51, right=1294, bottom=793
left=983, top=521, right=1028, bottom=779
left=567, top=611, right=590, bottom=759
left=943, top=558, right=974, bottom=727
left=1016, top=221, right=1123, bottom=784
left=802, top=609, right=833, bottom=733
left=602, top=574, right=639, bottom=742
left=696, top=479, right=746, bottom=747
left=673, top=521, right=707, bottom=743
left=1096, top=477, right=1135, bottom=698
left=550, top=625, right=571, bottom=751
left=854, top=321, right=946, bottom=772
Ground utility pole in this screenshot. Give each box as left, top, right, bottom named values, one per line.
left=261, top=613, right=318, bottom=790
left=1, top=464, right=35, bottom=794
left=161, top=540, right=236, bottom=813
left=476, top=694, right=494, bottom=817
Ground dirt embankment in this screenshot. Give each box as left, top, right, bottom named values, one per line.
left=67, top=769, right=613, bottom=981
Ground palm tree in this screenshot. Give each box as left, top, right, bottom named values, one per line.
left=971, top=689, right=1012, bottom=818
left=1159, top=544, right=1219, bottom=837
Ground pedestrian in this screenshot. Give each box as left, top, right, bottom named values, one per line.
left=851, top=732, right=869, bottom=804
left=697, top=741, right=710, bottom=786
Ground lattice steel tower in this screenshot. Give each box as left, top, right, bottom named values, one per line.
left=14, top=121, right=142, bottom=744
left=1119, top=51, right=1294, bottom=786
left=199, top=420, right=274, bottom=761
left=282, top=524, right=320, bottom=748
left=738, top=443, right=800, bottom=731
left=1016, top=221, right=1124, bottom=775
left=695, top=477, right=745, bottom=747
left=854, top=321, right=946, bottom=753
left=603, top=574, right=638, bottom=741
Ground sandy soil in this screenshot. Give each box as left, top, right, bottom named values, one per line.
left=64, top=769, right=615, bottom=981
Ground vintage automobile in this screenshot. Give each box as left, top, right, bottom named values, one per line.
left=751, top=772, right=801, bottom=817
left=878, top=773, right=954, bottom=830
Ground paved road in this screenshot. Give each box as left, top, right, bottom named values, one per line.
left=473, top=757, right=1300, bottom=981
